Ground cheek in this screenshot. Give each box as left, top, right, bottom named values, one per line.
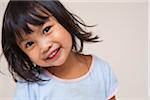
left=64, top=33, right=72, bottom=48
left=18, top=46, right=37, bottom=62
left=55, top=24, right=72, bottom=44
left=52, top=31, right=72, bottom=48
left=26, top=50, right=40, bottom=62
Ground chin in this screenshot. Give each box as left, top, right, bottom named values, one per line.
left=41, top=58, right=66, bottom=68
left=53, top=57, right=66, bottom=67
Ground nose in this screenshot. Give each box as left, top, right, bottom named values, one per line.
left=39, top=38, right=52, bottom=54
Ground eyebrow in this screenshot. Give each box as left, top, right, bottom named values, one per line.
left=28, top=18, right=51, bottom=32
left=18, top=38, right=29, bottom=44
left=42, top=18, right=52, bottom=27
left=17, top=17, right=53, bottom=44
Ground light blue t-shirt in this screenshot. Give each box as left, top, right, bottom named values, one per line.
left=14, top=55, right=118, bottom=100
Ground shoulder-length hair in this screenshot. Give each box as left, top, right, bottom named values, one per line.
left=2, top=0, right=99, bottom=83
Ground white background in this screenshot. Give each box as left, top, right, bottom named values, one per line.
left=0, top=0, right=148, bottom=100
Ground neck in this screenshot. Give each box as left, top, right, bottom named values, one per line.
left=46, top=52, right=90, bottom=79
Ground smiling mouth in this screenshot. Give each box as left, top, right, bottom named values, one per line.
left=46, top=48, right=60, bottom=60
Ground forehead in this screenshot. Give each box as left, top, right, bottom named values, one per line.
left=17, top=16, right=57, bottom=43
left=21, top=16, right=55, bottom=34
left=15, top=4, right=53, bottom=41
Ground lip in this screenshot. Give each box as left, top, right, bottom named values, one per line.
left=45, top=47, right=61, bottom=60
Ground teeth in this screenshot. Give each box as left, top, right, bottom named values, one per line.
left=49, top=50, right=57, bottom=58
left=47, top=48, right=59, bottom=59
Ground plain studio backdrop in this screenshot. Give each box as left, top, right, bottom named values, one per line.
left=0, top=0, right=148, bottom=100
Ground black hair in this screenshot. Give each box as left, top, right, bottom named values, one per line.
left=1, top=0, right=99, bottom=83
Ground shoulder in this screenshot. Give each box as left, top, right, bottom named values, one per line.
left=92, top=55, right=117, bottom=82
left=92, top=55, right=112, bottom=72
left=13, top=74, right=51, bottom=100
left=13, top=81, right=36, bottom=100
left=13, top=81, right=29, bottom=100
left=14, top=78, right=50, bottom=100
left=92, top=55, right=118, bottom=99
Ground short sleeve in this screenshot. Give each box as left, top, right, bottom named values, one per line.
left=13, top=82, right=35, bottom=100
left=103, top=63, right=118, bottom=99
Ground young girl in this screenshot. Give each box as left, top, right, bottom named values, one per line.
left=2, top=0, right=118, bottom=100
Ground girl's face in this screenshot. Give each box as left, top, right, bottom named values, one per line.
left=17, top=17, right=72, bottom=67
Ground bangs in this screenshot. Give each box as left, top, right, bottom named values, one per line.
left=7, top=1, right=51, bottom=41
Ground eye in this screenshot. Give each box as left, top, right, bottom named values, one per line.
left=25, top=41, right=34, bottom=48
left=43, top=26, right=52, bottom=35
